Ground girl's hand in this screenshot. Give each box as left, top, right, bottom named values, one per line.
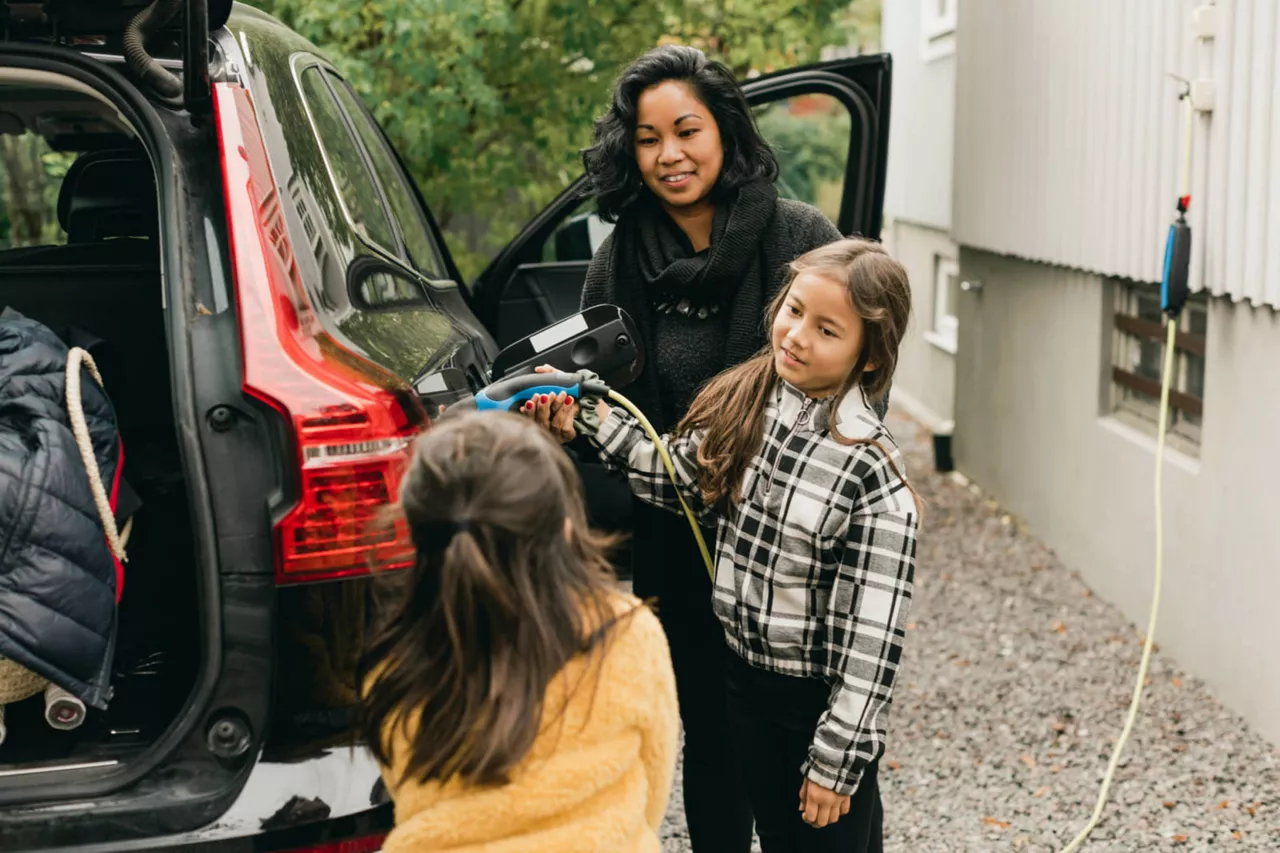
left=799, top=778, right=851, bottom=829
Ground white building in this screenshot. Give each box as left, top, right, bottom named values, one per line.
left=882, top=0, right=1280, bottom=745
left=881, top=0, right=961, bottom=438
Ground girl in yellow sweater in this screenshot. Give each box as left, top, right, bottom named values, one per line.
left=358, top=412, right=679, bottom=853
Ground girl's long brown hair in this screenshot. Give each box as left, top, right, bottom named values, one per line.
left=358, top=412, right=627, bottom=788
left=677, top=238, right=914, bottom=510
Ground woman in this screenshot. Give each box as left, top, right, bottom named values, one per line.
left=567, top=45, right=887, bottom=851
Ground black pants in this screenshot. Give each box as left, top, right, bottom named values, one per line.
left=636, top=503, right=755, bottom=853
left=725, top=653, right=884, bottom=853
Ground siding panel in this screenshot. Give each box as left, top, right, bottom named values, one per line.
left=952, top=0, right=1280, bottom=307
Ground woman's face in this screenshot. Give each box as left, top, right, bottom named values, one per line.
left=633, top=81, right=724, bottom=211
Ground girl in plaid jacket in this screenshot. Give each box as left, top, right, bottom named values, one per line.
left=530, top=237, right=919, bottom=853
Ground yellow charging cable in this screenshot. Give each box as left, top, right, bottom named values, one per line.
left=1059, top=317, right=1177, bottom=852
left=1061, top=85, right=1194, bottom=851
left=605, top=390, right=716, bottom=580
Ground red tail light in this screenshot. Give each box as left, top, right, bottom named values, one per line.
left=213, top=83, right=426, bottom=585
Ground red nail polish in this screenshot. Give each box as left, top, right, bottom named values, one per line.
left=541, top=395, right=549, bottom=404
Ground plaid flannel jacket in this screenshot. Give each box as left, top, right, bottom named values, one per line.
left=594, top=380, right=918, bottom=796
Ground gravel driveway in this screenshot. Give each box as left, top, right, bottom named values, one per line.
left=658, top=412, right=1279, bottom=852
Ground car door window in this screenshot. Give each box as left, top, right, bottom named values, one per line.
left=298, top=66, right=399, bottom=256
left=327, top=75, right=450, bottom=280
left=753, top=93, right=852, bottom=226
left=542, top=196, right=615, bottom=263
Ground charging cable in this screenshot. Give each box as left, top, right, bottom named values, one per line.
left=468, top=370, right=716, bottom=579
left=1059, top=317, right=1177, bottom=853
left=606, top=390, right=716, bottom=581
left=1059, top=84, right=1194, bottom=853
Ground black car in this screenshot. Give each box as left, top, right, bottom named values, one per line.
left=0, top=2, right=889, bottom=850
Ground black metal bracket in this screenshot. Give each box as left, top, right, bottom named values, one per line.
left=183, top=0, right=210, bottom=120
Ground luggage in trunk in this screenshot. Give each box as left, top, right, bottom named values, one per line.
left=0, top=147, right=199, bottom=771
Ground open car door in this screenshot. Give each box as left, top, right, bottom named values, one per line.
left=470, top=54, right=893, bottom=349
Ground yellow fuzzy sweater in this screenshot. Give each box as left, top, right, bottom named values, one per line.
left=378, top=594, right=679, bottom=853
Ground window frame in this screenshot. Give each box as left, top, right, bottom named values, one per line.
left=1108, top=281, right=1207, bottom=454
left=921, top=0, right=958, bottom=61
left=924, top=255, right=959, bottom=355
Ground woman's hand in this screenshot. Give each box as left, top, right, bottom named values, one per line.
left=524, top=391, right=578, bottom=443
left=799, top=778, right=851, bottom=829
left=522, top=366, right=577, bottom=443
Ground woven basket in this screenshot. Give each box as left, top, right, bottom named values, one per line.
left=0, top=656, right=47, bottom=705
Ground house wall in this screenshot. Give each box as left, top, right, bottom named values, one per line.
left=881, top=1, right=958, bottom=428
left=953, top=0, right=1280, bottom=309
left=953, top=247, right=1280, bottom=744
left=884, top=218, right=956, bottom=429
left=881, top=0, right=955, bottom=232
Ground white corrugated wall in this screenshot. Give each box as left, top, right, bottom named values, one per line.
left=952, top=0, right=1280, bottom=308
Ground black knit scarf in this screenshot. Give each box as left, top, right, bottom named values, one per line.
left=620, top=181, right=778, bottom=318
left=607, top=181, right=784, bottom=430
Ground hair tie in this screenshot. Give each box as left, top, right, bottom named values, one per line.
left=414, top=518, right=474, bottom=551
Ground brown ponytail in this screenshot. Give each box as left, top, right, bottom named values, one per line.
left=358, top=412, right=627, bottom=787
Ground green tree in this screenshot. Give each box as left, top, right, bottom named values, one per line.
left=0, top=135, right=74, bottom=248
left=754, top=98, right=851, bottom=222
left=243, top=0, right=850, bottom=280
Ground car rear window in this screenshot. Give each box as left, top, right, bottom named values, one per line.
left=298, top=66, right=398, bottom=256
left=327, top=75, right=449, bottom=280
left=0, top=133, right=74, bottom=249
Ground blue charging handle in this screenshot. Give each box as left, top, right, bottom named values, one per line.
left=473, top=372, right=586, bottom=412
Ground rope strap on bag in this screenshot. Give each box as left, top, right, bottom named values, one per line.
left=66, top=347, right=131, bottom=562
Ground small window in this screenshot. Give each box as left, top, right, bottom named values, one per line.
left=922, top=0, right=957, bottom=60
left=298, top=67, right=398, bottom=255
left=1109, top=282, right=1207, bottom=454
left=0, top=133, right=75, bottom=249
left=327, top=77, right=450, bottom=280
left=753, top=93, right=852, bottom=226
left=925, top=256, right=959, bottom=354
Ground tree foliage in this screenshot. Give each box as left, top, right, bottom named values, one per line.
left=0, top=135, right=74, bottom=248
left=242, top=0, right=852, bottom=279
left=755, top=97, right=851, bottom=222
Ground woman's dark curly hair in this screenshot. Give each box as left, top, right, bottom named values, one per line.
left=582, top=45, right=779, bottom=222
